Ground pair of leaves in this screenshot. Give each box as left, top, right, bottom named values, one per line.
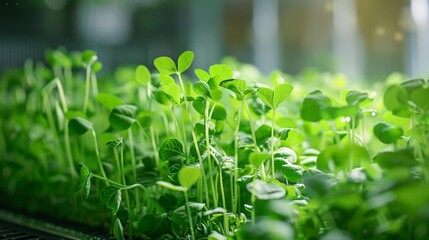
left=257, top=83, right=293, bottom=110
left=154, top=51, right=194, bottom=75
left=193, top=81, right=223, bottom=101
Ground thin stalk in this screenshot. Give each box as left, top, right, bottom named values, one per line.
left=270, top=109, right=276, bottom=179
left=120, top=142, right=131, bottom=214
left=83, top=64, right=92, bottom=114
left=243, top=100, right=260, bottom=152
left=128, top=128, right=140, bottom=209
left=176, top=72, right=210, bottom=209
left=232, top=102, right=243, bottom=214
left=64, top=67, right=73, bottom=102
left=91, top=72, right=98, bottom=97
left=211, top=152, right=229, bottom=235
left=184, top=191, right=196, bottom=240
left=205, top=100, right=217, bottom=206
left=91, top=129, right=108, bottom=181
left=65, top=121, right=76, bottom=177
left=43, top=93, right=63, bottom=168
left=250, top=174, right=257, bottom=225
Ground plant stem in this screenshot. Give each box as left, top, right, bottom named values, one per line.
left=176, top=72, right=210, bottom=209
left=270, top=109, right=276, bottom=180
left=120, top=142, right=132, bottom=215
left=128, top=128, right=140, bottom=209
left=243, top=100, right=260, bottom=152
left=83, top=65, right=92, bottom=114
left=184, top=191, right=196, bottom=240
left=91, top=72, right=98, bottom=97
left=205, top=100, right=217, bottom=206
left=91, top=129, right=108, bottom=181
left=233, top=102, right=243, bottom=214
left=65, top=120, right=76, bottom=177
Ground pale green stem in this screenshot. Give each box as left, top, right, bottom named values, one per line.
left=270, top=109, right=276, bottom=179
left=91, top=129, right=107, bottom=181
left=205, top=100, right=217, bottom=206
left=184, top=191, right=196, bottom=240
left=233, top=102, right=243, bottom=214
left=128, top=128, right=140, bottom=209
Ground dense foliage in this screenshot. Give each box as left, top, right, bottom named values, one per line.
left=0, top=48, right=428, bottom=239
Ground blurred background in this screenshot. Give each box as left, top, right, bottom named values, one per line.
left=1, top=0, right=428, bottom=82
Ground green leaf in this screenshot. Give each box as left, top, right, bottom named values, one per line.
left=401, top=78, right=425, bottom=93
left=209, top=89, right=223, bottom=101
left=257, top=83, right=292, bottom=109
left=249, top=152, right=270, bottom=168
left=100, top=186, right=122, bottom=215
left=237, top=218, right=294, bottom=240
left=257, top=87, right=274, bottom=109
left=113, top=218, right=125, bottom=240
left=193, top=81, right=211, bottom=97
left=159, top=138, right=186, bottom=163
left=92, top=61, right=103, bottom=73
left=157, top=181, right=186, bottom=192
left=209, top=231, right=227, bottom=240
left=109, top=105, right=138, bottom=131
left=373, top=148, right=417, bottom=169
left=195, top=68, right=211, bottom=82
left=159, top=193, right=178, bottom=210
left=301, top=90, right=331, bottom=122
left=278, top=128, right=292, bottom=141
left=69, top=117, right=93, bottom=136
left=383, top=85, right=408, bottom=112
left=178, top=165, right=201, bottom=189
left=154, top=56, right=177, bottom=75
left=135, top=65, right=151, bottom=86
left=75, top=164, right=92, bottom=199
left=159, top=74, right=175, bottom=85
left=172, top=202, right=205, bottom=226
left=282, top=164, right=303, bottom=183
left=274, top=147, right=297, bottom=164
left=192, top=97, right=206, bottom=115
left=209, top=64, right=233, bottom=80
left=95, top=93, right=124, bottom=110
left=255, top=124, right=272, bottom=146
left=138, top=213, right=170, bottom=237
left=317, top=143, right=370, bottom=173
left=220, top=79, right=247, bottom=99
left=321, top=105, right=359, bottom=120
left=346, top=90, right=369, bottom=106
left=211, top=104, right=227, bottom=120
left=81, top=50, right=97, bottom=66
left=162, top=83, right=181, bottom=104
left=273, top=83, right=293, bottom=108
left=246, top=180, right=285, bottom=200
left=178, top=51, right=194, bottom=73
left=373, top=122, right=403, bottom=144
left=410, top=87, right=429, bottom=110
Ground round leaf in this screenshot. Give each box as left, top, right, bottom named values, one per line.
left=154, top=56, right=177, bottom=75
left=135, top=65, right=151, bottom=86
left=69, top=117, right=93, bottom=136
left=178, top=165, right=201, bottom=189
left=282, top=164, right=303, bottom=183
left=373, top=122, right=403, bottom=144
left=109, top=105, right=138, bottom=131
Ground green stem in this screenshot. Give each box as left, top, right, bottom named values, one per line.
left=65, top=120, right=76, bottom=177
left=270, top=109, right=276, bottom=180
left=177, top=72, right=210, bottom=209
left=120, top=142, right=131, bottom=214
left=83, top=64, right=92, bottom=114
left=91, top=72, right=98, bottom=97
left=233, top=102, right=243, bottom=214
left=243, top=100, right=260, bottom=152
left=91, top=129, right=108, bottom=181
left=205, top=100, right=217, bottom=206
left=128, top=128, right=140, bottom=209
left=184, top=191, right=196, bottom=240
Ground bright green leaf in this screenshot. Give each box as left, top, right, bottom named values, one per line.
left=195, top=68, right=211, bottom=82
left=75, top=164, right=92, bottom=199
left=178, top=165, right=201, bottom=189
left=135, top=65, right=151, bottom=86
left=162, top=84, right=181, bottom=104
left=246, top=180, right=285, bottom=200
left=178, top=51, right=194, bottom=73
left=95, top=93, right=124, bottom=110
left=249, top=152, right=270, bottom=168
left=373, top=122, right=403, bottom=144
left=156, top=181, right=187, bottom=192
left=193, top=81, right=211, bottom=97
left=154, top=56, right=177, bottom=75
